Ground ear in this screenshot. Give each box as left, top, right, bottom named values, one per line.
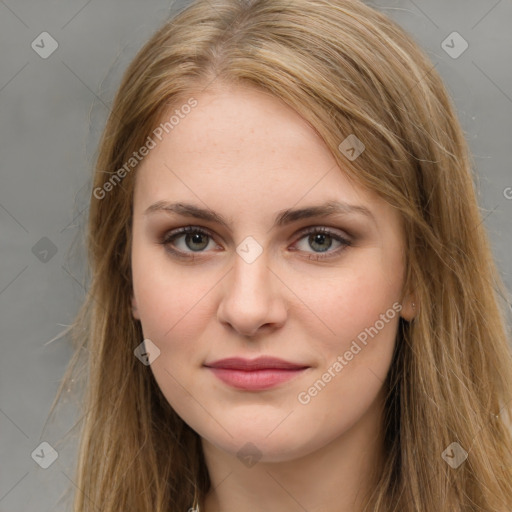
left=131, top=295, right=140, bottom=320
left=400, top=293, right=418, bottom=322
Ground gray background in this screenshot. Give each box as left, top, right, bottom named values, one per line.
left=1, top=1, right=511, bottom=510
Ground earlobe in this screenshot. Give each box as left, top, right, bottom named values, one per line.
left=131, top=296, right=140, bottom=320
left=400, top=297, right=418, bottom=322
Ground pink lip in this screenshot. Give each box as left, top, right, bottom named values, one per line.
left=204, top=356, right=310, bottom=391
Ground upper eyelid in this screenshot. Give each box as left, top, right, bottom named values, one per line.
left=164, top=224, right=350, bottom=238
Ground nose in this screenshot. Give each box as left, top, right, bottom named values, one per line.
left=216, top=251, right=288, bottom=337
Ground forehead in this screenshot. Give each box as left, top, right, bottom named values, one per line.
left=133, top=84, right=393, bottom=230
left=143, top=84, right=328, bottom=170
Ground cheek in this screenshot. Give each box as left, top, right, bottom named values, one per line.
left=131, top=242, right=212, bottom=341
left=131, top=247, right=211, bottom=420
left=291, top=252, right=401, bottom=425
left=294, top=267, right=400, bottom=448
left=297, top=252, right=402, bottom=350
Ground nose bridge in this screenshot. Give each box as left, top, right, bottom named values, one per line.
left=230, top=243, right=273, bottom=298
left=217, top=241, right=286, bottom=335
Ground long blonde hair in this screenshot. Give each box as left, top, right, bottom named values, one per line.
left=49, top=0, right=512, bottom=510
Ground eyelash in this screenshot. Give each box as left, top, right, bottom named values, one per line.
left=159, top=225, right=352, bottom=261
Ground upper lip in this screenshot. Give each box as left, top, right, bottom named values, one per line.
left=204, top=356, right=309, bottom=371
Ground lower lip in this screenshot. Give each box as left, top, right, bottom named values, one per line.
left=206, top=367, right=308, bottom=390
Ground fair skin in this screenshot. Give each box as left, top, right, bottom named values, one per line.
left=131, top=83, right=415, bottom=512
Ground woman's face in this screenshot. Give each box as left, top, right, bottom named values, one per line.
left=131, top=83, right=413, bottom=463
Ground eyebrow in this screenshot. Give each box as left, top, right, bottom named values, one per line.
left=144, top=200, right=376, bottom=228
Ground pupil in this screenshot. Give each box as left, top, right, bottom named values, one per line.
left=187, top=233, right=208, bottom=251
left=311, top=233, right=331, bottom=252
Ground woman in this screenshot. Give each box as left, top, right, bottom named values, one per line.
left=51, top=0, right=512, bottom=510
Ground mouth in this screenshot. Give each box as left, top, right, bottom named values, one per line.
left=203, top=356, right=310, bottom=391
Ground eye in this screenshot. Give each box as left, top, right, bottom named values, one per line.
left=292, top=226, right=351, bottom=260
left=160, top=226, right=218, bottom=258
left=159, top=226, right=352, bottom=260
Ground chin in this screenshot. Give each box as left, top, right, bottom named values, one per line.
left=199, top=423, right=324, bottom=464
